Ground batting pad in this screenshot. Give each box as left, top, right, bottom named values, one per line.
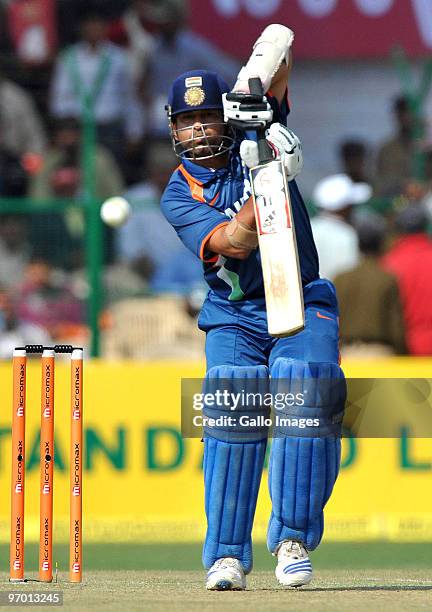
left=202, top=364, right=269, bottom=573
left=267, top=358, right=346, bottom=552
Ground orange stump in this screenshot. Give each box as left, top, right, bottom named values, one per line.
left=10, top=344, right=83, bottom=583
left=39, top=349, right=55, bottom=582
left=10, top=349, right=27, bottom=582
left=69, top=349, right=83, bottom=583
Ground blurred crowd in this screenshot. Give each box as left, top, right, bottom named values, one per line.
left=0, top=0, right=431, bottom=358
left=312, top=94, right=432, bottom=357
left=0, top=0, right=236, bottom=356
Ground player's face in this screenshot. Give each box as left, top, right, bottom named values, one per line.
left=173, top=110, right=233, bottom=162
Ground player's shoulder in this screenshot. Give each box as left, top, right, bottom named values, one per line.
left=160, top=165, right=195, bottom=211
left=163, top=163, right=194, bottom=192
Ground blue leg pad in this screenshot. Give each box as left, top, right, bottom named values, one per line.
left=267, top=437, right=341, bottom=551
left=203, top=436, right=267, bottom=573
left=267, top=358, right=345, bottom=553
left=202, top=364, right=269, bottom=573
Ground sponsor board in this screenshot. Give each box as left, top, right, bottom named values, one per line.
left=190, top=0, right=432, bottom=58
left=0, top=360, right=431, bottom=543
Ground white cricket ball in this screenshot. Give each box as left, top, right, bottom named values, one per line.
left=100, top=197, right=131, bottom=227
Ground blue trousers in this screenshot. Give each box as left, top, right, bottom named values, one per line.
left=201, top=279, right=342, bottom=571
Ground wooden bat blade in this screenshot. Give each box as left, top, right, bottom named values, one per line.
left=250, top=159, right=304, bottom=337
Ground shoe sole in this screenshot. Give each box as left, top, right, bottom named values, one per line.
left=207, top=579, right=245, bottom=591
left=277, top=575, right=313, bottom=588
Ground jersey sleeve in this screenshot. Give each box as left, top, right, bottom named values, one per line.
left=161, top=179, right=229, bottom=262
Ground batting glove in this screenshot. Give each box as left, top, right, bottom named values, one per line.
left=239, top=123, right=303, bottom=181
left=222, top=91, right=273, bottom=130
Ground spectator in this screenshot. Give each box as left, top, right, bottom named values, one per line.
left=382, top=204, right=432, bottom=355
left=375, top=96, right=417, bottom=196
left=102, top=255, right=153, bottom=305
left=339, top=139, right=370, bottom=184
left=50, top=6, right=145, bottom=166
left=6, top=0, right=57, bottom=66
left=334, top=215, right=406, bottom=357
left=421, top=149, right=432, bottom=222
left=311, top=173, right=372, bottom=280
left=0, top=285, right=52, bottom=359
left=57, top=0, right=127, bottom=47
left=117, top=140, right=179, bottom=265
left=29, top=117, right=124, bottom=267
left=0, top=215, right=31, bottom=289
left=152, top=247, right=205, bottom=295
left=15, top=257, right=84, bottom=340
left=0, top=71, right=47, bottom=158
left=117, top=140, right=202, bottom=292
left=0, top=2, right=13, bottom=56
left=0, top=134, right=28, bottom=197
left=30, top=117, right=123, bottom=201
left=108, top=0, right=158, bottom=83
left=115, top=0, right=239, bottom=138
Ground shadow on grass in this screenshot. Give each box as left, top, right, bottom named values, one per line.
left=254, top=585, right=432, bottom=592
left=303, top=585, right=432, bottom=592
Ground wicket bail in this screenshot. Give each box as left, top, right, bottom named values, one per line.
left=10, top=345, right=83, bottom=583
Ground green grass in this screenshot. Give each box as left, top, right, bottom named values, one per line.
left=1, top=570, right=432, bottom=612
left=1, top=546, right=431, bottom=611
left=1, top=542, right=431, bottom=572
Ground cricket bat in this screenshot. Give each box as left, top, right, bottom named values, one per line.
left=248, top=77, right=304, bottom=337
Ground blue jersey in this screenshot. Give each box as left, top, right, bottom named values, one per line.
left=161, top=95, right=319, bottom=308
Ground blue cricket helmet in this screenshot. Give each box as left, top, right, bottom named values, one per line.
left=166, top=70, right=230, bottom=118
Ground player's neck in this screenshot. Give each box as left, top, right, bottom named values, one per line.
left=194, top=153, right=230, bottom=170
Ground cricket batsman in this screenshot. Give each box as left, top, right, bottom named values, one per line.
left=161, top=25, right=346, bottom=590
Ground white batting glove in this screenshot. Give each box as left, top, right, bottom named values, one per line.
left=239, top=123, right=303, bottom=181
left=222, top=91, right=273, bottom=129
left=233, top=25, right=295, bottom=94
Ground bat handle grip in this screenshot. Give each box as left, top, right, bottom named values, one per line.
left=249, top=77, right=273, bottom=164
left=257, top=127, right=273, bottom=164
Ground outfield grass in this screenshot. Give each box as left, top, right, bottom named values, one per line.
left=1, top=545, right=431, bottom=611
left=0, top=542, right=431, bottom=571
left=0, top=570, right=431, bottom=611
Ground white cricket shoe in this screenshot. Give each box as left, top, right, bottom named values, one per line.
left=206, top=557, right=246, bottom=591
left=275, top=540, right=313, bottom=587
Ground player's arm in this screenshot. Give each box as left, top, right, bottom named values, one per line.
left=206, top=196, right=257, bottom=260
left=223, top=24, right=294, bottom=132
left=266, top=51, right=291, bottom=104
left=231, top=24, right=293, bottom=100
left=208, top=30, right=298, bottom=261
left=161, top=183, right=257, bottom=262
